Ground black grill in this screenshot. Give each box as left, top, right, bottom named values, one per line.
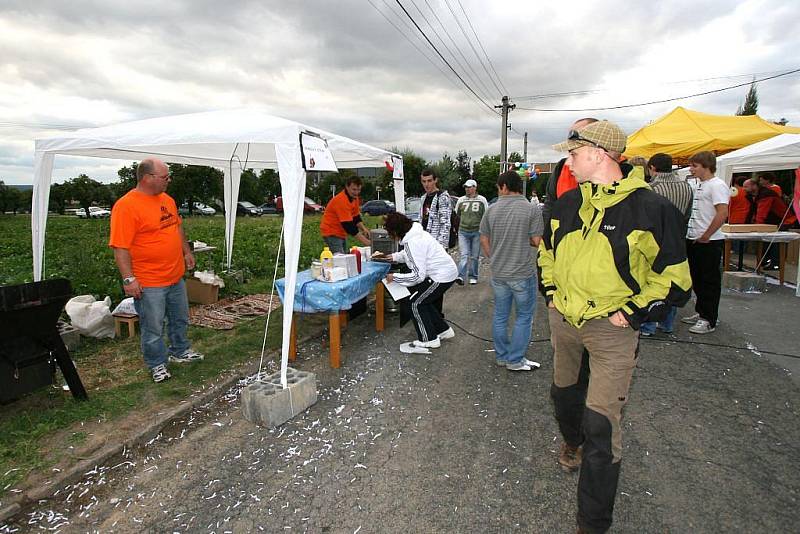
left=0, top=279, right=87, bottom=403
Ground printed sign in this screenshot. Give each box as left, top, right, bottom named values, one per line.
left=392, top=156, right=404, bottom=180
left=300, top=132, right=338, bottom=172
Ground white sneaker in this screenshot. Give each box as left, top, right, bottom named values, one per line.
left=412, top=338, right=441, bottom=349
left=469, top=279, right=478, bottom=285
left=681, top=313, right=700, bottom=324
left=688, top=319, right=715, bottom=334
left=522, top=358, right=541, bottom=369
left=169, top=350, right=205, bottom=363
left=151, top=364, right=172, bottom=383
left=438, top=327, right=455, bottom=340
left=506, top=361, right=533, bottom=371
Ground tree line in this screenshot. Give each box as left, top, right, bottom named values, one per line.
left=1, top=149, right=549, bottom=216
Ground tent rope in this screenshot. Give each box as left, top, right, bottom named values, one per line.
left=257, top=218, right=285, bottom=384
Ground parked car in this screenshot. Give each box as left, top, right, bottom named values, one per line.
left=76, top=206, right=111, bottom=218
left=275, top=196, right=324, bottom=214
left=258, top=203, right=278, bottom=215
left=405, top=197, right=421, bottom=222
left=236, top=201, right=262, bottom=216
left=361, top=199, right=396, bottom=216
left=178, top=202, right=216, bottom=216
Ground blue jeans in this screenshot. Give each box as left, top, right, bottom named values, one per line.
left=640, top=306, right=677, bottom=334
left=133, top=279, right=191, bottom=369
left=323, top=236, right=347, bottom=254
left=458, top=230, right=480, bottom=280
left=491, top=275, right=537, bottom=364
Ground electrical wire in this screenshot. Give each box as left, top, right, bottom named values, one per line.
left=394, top=0, right=498, bottom=114
left=515, top=68, right=800, bottom=112
left=367, top=0, right=497, bottom=119
left=443, top=0, right=503, bottom=97
left=447, top=319, right=800, bottom=360
left=455, top=0, right=508, bottom=96
left=417, top=0, right=497, bottom=102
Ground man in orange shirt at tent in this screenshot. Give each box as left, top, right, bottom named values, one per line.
left=109, top=158, right=204, bottom=384
left=320, top=176, right=371, bottom=253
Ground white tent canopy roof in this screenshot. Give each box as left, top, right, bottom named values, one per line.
left=717, top=133, right=800, bottom=184
left=34, top=108, right=395, bottom=169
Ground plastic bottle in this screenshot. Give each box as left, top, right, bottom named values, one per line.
left=320, top=246, right=334, bottom=272
left=350, top=246, right=362, bottom=273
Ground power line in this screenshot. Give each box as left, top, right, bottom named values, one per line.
left=406, top=0, right=494, bottom=105
left=511, top=69, right=793, bottom=101
left=455, top=0, right=508, bottom=96
left=443, top=0, right=503, bottom=97
left=368, top=0, right=498, bottom=119
left=515, top=68, right=800, bottom=112
left=417, top=0, right=497, bottom=102
left=393, top=0, right=497, bottom=114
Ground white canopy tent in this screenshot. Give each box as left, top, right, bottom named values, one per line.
left=32, top=109, right=401, bottom=385
left=716, top=133, right=800, bottom=185
left=716, top=133, right=800, bottom=297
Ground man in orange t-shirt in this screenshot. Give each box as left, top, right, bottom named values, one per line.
left=109, top=158, right=204, bottom=383
left=319, top=176, right=371, bottom=253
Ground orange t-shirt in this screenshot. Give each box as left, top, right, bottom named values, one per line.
left=728, top=186, right=751, bottom=224
left=768, top=183, right=783, bottom=196
left=109, top=190, right=185, bottom=287
left=320, top=191, right=360, bottom=238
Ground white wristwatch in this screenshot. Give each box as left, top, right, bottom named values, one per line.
left=123, top=276, right=136, bottom=286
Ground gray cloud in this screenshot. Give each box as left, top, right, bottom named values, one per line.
left=1, top=0, right=798, bottom=184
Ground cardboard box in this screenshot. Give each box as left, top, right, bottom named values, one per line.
left=186, top=277, right=219, bottom=304
left=722, top=224, right=778, bottom=233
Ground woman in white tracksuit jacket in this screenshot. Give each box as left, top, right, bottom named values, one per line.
left=382, top=213, right=458, bottom=349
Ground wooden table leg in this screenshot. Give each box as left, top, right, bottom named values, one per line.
left=779, top=242, right=787, bottom=285
left=723, top=240, right=731, bottom=272
left=289, top=313, right=297, bottom=362
left=375, top=282, right=385, bottom=332
left=339, top=310, right=348, bottom=329
left=329, top=312, right=341, bottom=368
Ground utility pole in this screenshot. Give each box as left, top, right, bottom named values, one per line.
left=495, top=96, right=515, bottom=172
left=523, top=132, right=528, bottom=162
left=522, top=131, right=529, bottom=198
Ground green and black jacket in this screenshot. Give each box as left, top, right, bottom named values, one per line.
left=538, top=173, right=691, bottom=329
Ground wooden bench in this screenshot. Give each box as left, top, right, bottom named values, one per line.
left=113, top=313, right=139, bottom=338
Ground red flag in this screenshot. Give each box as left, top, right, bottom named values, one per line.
left=794, top=168, right=800, bottom=220
left=384, top=160, right=394, bottom=171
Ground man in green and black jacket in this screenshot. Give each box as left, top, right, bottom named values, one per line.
left=540, top=120, right=691, bottom=534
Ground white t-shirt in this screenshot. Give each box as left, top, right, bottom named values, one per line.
left=686, top=177, right=729, bottom=241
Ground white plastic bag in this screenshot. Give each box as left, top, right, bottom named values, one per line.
left=112, top=297, right=137, bottom=316
left=65, top=295, right=116, bottom=338
left=194, top=270, right=225, bottom=288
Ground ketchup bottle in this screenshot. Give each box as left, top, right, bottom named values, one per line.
left=350, top=246, right=362, bottom=273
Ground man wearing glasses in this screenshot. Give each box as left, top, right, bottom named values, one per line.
left=110, top=158, right=204, bottom=384
left=540, top=121, right=691, bottom=533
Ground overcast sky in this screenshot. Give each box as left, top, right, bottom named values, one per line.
left=1, top=0, right=799, bottom=184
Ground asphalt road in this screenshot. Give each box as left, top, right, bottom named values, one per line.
left=3, top=267, right=799, bottom=533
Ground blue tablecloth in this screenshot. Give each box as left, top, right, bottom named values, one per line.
left=276, top=261, right=391, bottom=313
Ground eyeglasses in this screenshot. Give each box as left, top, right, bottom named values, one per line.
left=568, top=129, right=606, bottom=151
left=149, top=173, right=171, bottom=180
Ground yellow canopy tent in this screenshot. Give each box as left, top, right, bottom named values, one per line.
left=624, top=106, right=800, bottom=163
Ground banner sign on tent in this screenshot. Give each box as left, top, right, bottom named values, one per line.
left=300, top=132, right=337, bottom=172
left=392, top=156, right=404, bottom=180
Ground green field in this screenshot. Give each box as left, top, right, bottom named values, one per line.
left=0, top=213, right=382, bottom=301
left=0, top=212, right=383, bottom=497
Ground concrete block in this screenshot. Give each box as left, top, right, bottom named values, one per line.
left=58, top=321, right=80, bottom=351
left=241, top=367, right=317, bottom=428
left=723, top=271, right=766, bottom=293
